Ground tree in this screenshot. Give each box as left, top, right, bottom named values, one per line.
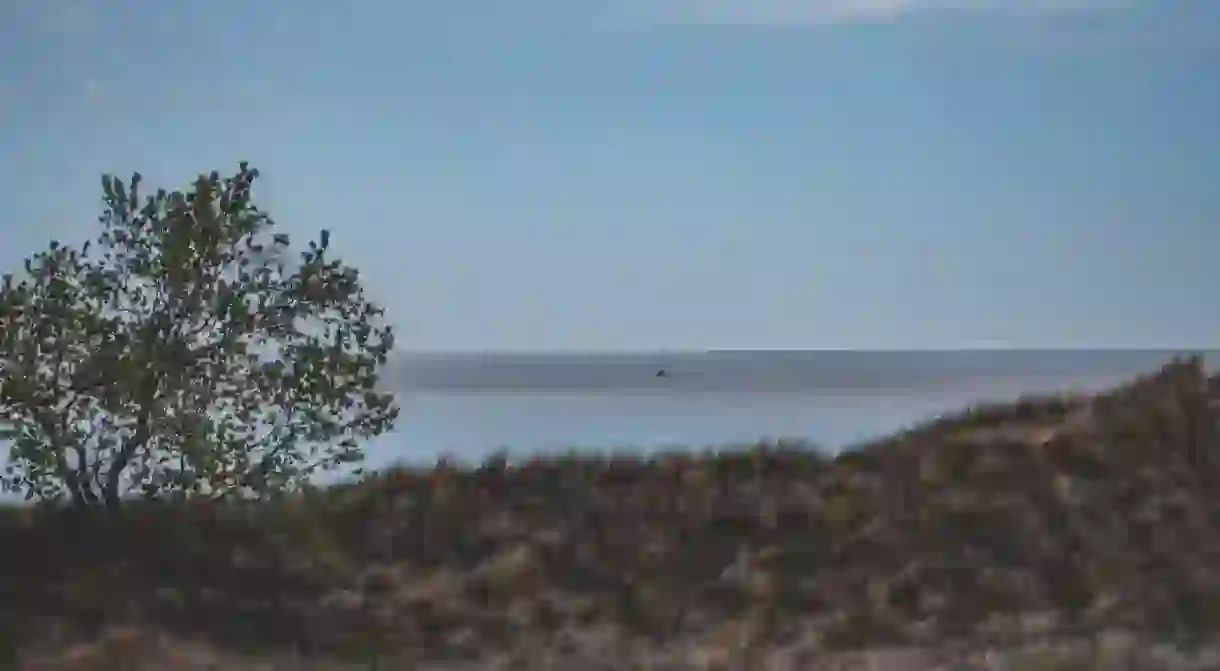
left=0, top=163, right=398, bottom=511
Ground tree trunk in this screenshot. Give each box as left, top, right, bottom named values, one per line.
left=104, top=418, right=150, bottom=513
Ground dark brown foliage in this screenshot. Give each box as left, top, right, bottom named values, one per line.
left=4, top=357, right=1220, bottom=667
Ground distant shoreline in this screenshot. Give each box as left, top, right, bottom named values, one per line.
left=386, top=350, right=1211, bottom=395
left=395, top=348, right=1220, bottom=357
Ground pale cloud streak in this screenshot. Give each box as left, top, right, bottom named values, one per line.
left=609, top=0, right=1220, bottom=53
left=652, top=0, right=915, bottom=25
left=631, top=0, right=1133, bottom=26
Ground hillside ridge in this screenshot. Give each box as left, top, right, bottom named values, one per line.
left=6, top=355, right=1220, bottom=669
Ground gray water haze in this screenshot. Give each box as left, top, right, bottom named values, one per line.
left=6, top=351, right=1217, bottom=495
left=389, top=349, right=1216, bottom=394
left=363, top=350, right=1220, bottom=469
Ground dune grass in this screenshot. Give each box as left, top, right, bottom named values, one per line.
left=4, top=358, right=1220, bottom=669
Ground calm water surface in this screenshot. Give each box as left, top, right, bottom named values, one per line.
left=360, top=350, right=1218, bottom=470
left=3, top=351, right=1214, bottom=495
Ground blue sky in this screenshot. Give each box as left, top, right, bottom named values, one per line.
left=2, top=0, right=1219, bottom=351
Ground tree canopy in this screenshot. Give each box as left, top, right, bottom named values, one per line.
left=0, top=163, right=398, bottom=510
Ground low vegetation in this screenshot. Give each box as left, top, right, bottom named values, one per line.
left=3, top=358, right=1220, bottom=668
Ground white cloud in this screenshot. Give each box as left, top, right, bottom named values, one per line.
left=650, top=0, right=913, bottom=25
left=635, top=0, right=1133, bottom=26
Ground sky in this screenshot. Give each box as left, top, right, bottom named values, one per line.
left=2, top=0, right=1219, bottom=352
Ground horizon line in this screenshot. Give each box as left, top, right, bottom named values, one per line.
left=392, top=347, right=1220, bottom=356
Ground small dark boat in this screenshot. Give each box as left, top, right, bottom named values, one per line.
left=656, top=369, right=668, bottom=378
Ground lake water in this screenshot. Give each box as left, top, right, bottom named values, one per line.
left=3, top=350, right=1215, bottom=496
left=360, top=350, right=1218, bottom=470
